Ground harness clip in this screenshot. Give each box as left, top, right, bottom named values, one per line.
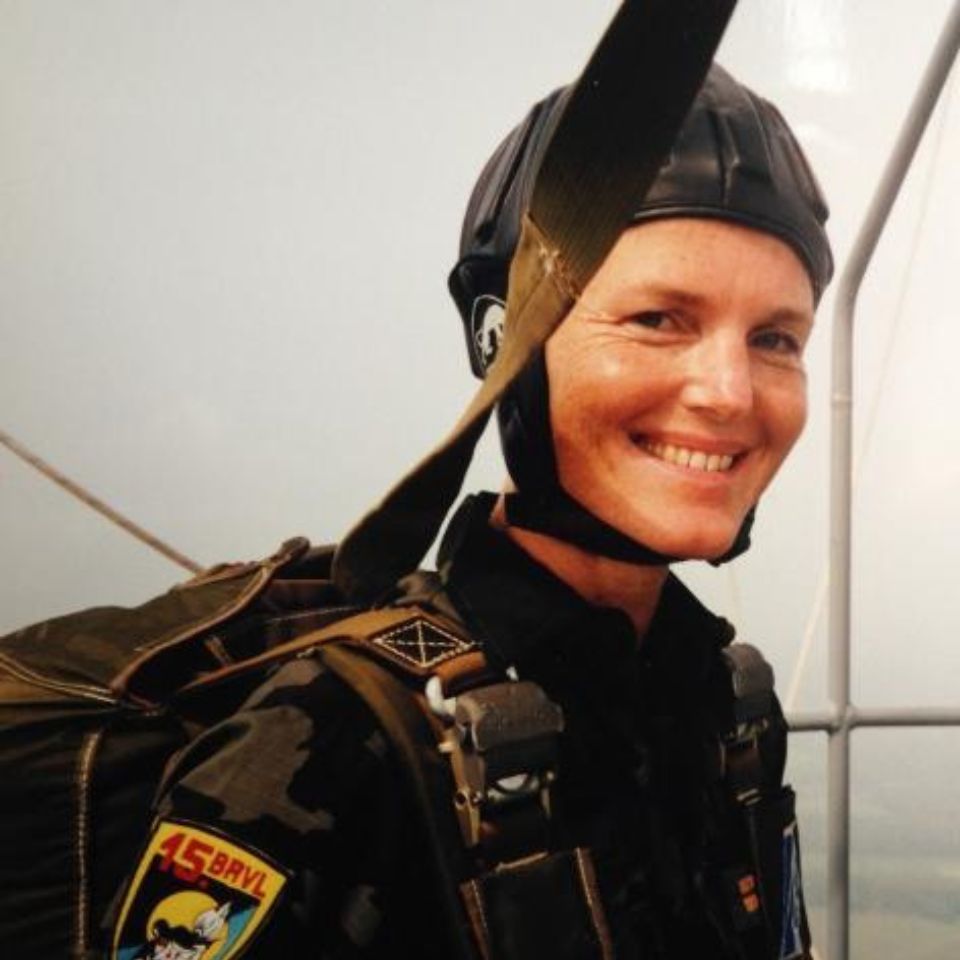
left=434, top=680, right=563, bottom=848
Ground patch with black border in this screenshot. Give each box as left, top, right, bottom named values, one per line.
left=111, top=818, right=288, bottom=960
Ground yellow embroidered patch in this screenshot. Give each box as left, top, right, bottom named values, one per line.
left=111, top=819, right=288, bottom=960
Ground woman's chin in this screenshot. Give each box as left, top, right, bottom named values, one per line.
left=616, top=518, right=743, bottom=563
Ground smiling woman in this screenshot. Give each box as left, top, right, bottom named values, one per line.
left=547, top=217, right=814, bottom=561
left=437, top=61, right=833, bottom=958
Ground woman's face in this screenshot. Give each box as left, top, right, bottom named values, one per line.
left=546, top=217, right=815, bottom=560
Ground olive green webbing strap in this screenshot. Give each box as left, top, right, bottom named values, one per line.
left=332, top=216, right=572, bottom=602
left=333, top=0, right=737, bottom=603
left=531, top=1, right=736, bottom=284
left=318, top=642, right=479, bottom=960
left=173, top=608, right=407, bottom=698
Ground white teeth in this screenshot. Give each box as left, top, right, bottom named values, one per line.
left=642, top=441, right=738, bottom=473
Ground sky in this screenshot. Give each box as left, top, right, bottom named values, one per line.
left=2, top=2, right=958, bottom=954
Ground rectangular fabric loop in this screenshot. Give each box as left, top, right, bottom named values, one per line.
left=460, top=847, right=613, bottom=960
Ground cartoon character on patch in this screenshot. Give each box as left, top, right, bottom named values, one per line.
left=132, top=896, right=230, bottom=960
left=113, top=821, right=287, bottom=960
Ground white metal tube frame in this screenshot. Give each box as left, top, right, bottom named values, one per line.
left=786, top=4, right=960, bottom=958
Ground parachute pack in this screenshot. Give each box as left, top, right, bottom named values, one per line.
left=0, top=537, right=351, bottom=957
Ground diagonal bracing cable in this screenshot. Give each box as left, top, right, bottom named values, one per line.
left=0, top=429, right=202, bottom=574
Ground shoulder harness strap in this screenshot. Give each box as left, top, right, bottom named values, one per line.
left=710, top=642, right=812, bottom=960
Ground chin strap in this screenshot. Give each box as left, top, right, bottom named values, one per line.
left=711, top=507, right=755, bottom=566
left=502, top=488, right=755, bottom=567
left=503, top=488, right=678, bottom=565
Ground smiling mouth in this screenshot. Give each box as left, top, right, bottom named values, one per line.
left=638, top=439, right=738, bottom=473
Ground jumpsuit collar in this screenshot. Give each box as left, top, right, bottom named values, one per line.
left=437, top=492, right=734, bottom=704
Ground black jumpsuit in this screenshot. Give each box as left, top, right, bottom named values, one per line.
left=109, top=493, right=805, bottom=959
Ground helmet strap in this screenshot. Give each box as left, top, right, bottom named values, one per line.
left=502, top=484, right=756, bottom=568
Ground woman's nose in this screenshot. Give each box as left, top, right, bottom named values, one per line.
left=681, top=336, right=754, bottom=420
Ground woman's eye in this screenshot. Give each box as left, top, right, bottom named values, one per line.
left=629, top=311, right=672, bottom=330
left=751, top=329, right=801, bottom=355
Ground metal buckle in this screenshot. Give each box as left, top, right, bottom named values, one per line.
left=719, top=720, right=769, bottom=803
left=429, top=678, right=563, bottom=848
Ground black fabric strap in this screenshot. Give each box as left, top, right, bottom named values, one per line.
left=702, top=651, right=810, bottom=960
left=503, top=489, right=680, bottom=565
left=318, top=643, right=478, bottom=960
